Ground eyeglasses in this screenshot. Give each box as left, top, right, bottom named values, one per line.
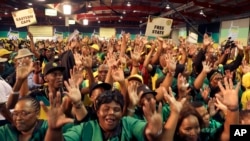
left=12, top=110, right=36, bottom=118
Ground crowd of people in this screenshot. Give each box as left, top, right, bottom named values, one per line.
left=0, top=30, right=250, bottom=141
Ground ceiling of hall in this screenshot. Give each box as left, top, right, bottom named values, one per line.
left=0, top=0, right=250, bottom=28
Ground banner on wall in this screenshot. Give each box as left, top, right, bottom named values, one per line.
left=145, top=16, right=173, bottom=37
left=99, top=28, right=116, bottom=39
left=12, top=8, right=37, bottom=28
left=220, top=18, right=249, bottom=46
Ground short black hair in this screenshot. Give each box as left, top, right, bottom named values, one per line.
left=95, top=90, right=124, bottom=111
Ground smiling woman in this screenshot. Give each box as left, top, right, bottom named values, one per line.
left=0, top=96, right=48, bottom=141
left=44, top=90, right=164, bottom=141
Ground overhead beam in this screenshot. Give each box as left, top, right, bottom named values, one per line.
left=193, top=0, right=237, bottom=14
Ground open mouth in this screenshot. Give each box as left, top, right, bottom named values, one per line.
left=105, top=117, right=115, bottom=125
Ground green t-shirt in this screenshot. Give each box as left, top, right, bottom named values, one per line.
left=63, top=116, right=147, bottom=141
left=200, top=119, right=223, bottom=141
left=0, top=120, right=47, bottom=141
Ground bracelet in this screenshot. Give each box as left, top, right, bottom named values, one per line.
left=227, top=105, right=239, bottom=112
left=12, top=91, right=19, bottom=95
left=72, top=101, right=83, bottom=109
left=127, top=108, right=135, bottom=113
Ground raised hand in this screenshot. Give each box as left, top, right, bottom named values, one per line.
left=177, top=73, right=189, bottom=92
left=208, top=98, right=219, bottom=117
left=64, top=78, right=82, bottom=104
left=163, top=87, right=186, bottom=113
left=111, top=65, right=124, bottom=82
left=214, top=97, right=228, bottom=114
left=105, top=52, right=119, bottom=68
left=216, top=78, right=240, bottom=109
left=165, top=53, right=177, bottom=73
left=235, top=40, right=244, bottom=51
left=82, top=54, right=93, bottom=69
left=74, top=53, right=83, bottom=66
left=16, top=58, right=34, bottom=81
left=130, top=45, right=144, bottom=62
left=202, top=61, right=212, bottom=73
left=41, top=91, right=74, bottom=129
left=70, top=66, right=83, bottom=87
left=143, top=99, right=163, bottom=138
left=241, top=61, right=250, bottom=74
left=127, top=81, right=139, bottom=107
left=203, top=33, right=213, bottom=47
left=200, top=86, right=210, bottom=102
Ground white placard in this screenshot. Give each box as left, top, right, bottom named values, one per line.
left=145, top=16, right=173, bottom=37
left=12, top=8, right=37, bottom=28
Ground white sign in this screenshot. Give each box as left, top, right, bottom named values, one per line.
left=8, top=30, right=19, bottom=40
left=45, top=9, right=57, bottom=16
left=145, top=16, right=173, bottom=37
left=12, top=8, right=37, bottom=28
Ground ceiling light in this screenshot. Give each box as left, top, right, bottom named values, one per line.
left=63, top=4, right=71, bottom=15
left=123, top=10, right=126, bottom=14
left=93, top=12, right=96, bottom=15
left=87, top=2, right=92, bottom=8
left=28, top=3, right=32, bottom=6
left=118, top=19, right=121, bottom=22
left=59, top=16, right=62, bottom=19
left=38, top=0, right=46, bottom=1
left=166, top=4, right=170, bottom=9
left=199, top=9, right=204, bottom=15
left=4, top=11, right=8, bottom=15
left=98, top=21, right=101, bottom=23
left=96, top=17, right=99, bottom=20
left=140, top=20, right=142, bottom=23
left=127, top=2, right=131, bottom=7
left=14, top=7, right=18, bottom=10
left=83, top=19, right=88, bottom=25
left=0, top=17, right=2, bottom=20
left=120, top=16, right=123, bottom=19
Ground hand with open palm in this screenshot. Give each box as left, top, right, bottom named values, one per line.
left=143, top=98, right=163, bottom=138
left=41, top=92, right=74, bottom=130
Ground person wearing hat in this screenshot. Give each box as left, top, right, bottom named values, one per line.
left=0, top=48, right=14, bottom=79
left=127, top=84, right=170, bottom=122
left=0, top=57, right=13, bottom=126
left=28, top=62, right=66, bottom=119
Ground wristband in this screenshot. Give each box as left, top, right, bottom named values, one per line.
left=73, top=101, right=83, bottom=109
left=227, top=105, right=239, bottom=112
left=13, top=91, right=19, bottom=95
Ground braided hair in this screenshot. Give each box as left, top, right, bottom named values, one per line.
left=18, top=96, right=40, bottom=113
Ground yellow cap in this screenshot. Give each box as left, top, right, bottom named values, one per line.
left=91, top=44, right=100, bottom=51
left=127, top=74, right=143, bottom=83
left=146, top=44, right=151, bottom=48
left=126, top=47, right=132, bottom=52
left=93, top=71, right=98, bottom=78
left=0, top=48, right=12, bottom=57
